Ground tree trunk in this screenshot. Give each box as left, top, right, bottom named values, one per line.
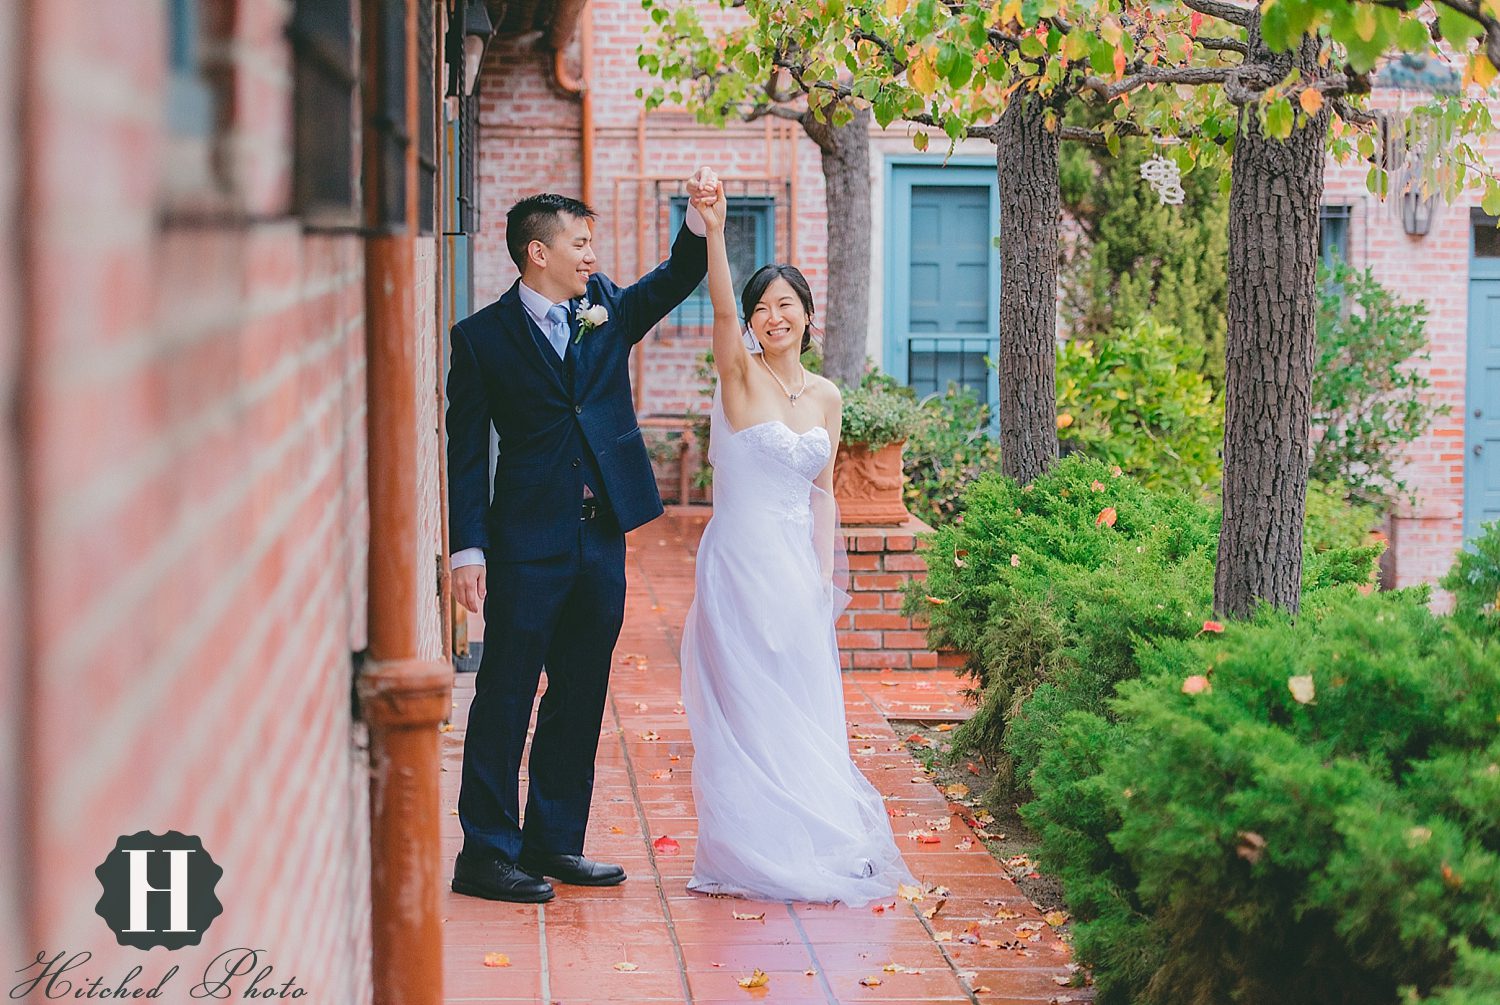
left=996, top=93, right=1061, bottom=484
left=1214, top=34, right=1329, bottom=618
left=801, top=107, right=872, bottom=388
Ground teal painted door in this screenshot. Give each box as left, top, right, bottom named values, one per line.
left=1467, top=215, right=1500, bottom=539
left=885, top=161, right=999, bottom=408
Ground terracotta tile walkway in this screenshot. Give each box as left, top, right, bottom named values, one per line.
left=440, top=513, right=1087, bottom=1004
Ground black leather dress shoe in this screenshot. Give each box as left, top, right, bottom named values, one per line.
left=517, top=853, right=627, bottom=887
left=452, top=852, right=555, bottom=903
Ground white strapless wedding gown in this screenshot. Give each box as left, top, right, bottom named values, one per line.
left=678, top=391, right=915, bottom=906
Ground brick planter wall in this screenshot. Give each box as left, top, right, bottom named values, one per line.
left=835, top=517, right=963, bottom=672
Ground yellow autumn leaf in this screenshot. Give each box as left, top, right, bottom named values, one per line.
left=1473, top=53, right=1498, bottom=89
left=1044, top=910, right=1069, bottom=927
left=1299, top=88, right=1324, bottom=115
left=613, top=961, right=639, bottom=972
left=897, top=882, right=924, bottom=901
left=737, top=968, right=770, bottom=988
left=732, top=911, right=766, bottom=921
left=860, top=976, right=884, bottom=986
left=884, top=0, right=910, bottom=15
left=482, top=952, right=511, bottom=968
left=909, top=50, right=938, bottom=95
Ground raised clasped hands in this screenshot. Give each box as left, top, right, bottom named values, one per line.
left=687, top=166, right=725, bottom=231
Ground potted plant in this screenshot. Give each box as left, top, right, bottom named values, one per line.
left=835, top=376, right=923, bottom=525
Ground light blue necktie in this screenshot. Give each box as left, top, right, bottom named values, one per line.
left=544, top=303, right=570, bottom=360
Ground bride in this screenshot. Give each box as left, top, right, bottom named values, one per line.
left=677, top=180, right=915, bottom=906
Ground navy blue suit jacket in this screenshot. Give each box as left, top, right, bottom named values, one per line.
left=447, top=224, right=707, bottom=562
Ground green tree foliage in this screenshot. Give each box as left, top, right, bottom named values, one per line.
left=1055, top=317, right=1224, bottom=495
left=1312, top=259, right=1446, bottom=512
left=1060, top=139, right=1229, bottom=382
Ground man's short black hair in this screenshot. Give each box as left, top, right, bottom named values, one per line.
left=506, top=194, right=597, bottom=270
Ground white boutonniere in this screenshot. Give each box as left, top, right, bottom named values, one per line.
left=574, top=300, right=609, bottom=344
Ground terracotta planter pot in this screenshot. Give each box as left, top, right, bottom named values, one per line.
left=834, top=439, right=911, bottom=525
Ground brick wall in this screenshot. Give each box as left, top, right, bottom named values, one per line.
left=1, top=0, right=24, bottom=967
left=836, top=520, right=964, bottom=673
left=12, top=0, right=392, bottom=997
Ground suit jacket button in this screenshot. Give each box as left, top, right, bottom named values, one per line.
left=574, top=404, right=583, bottom=414
left=572, top=458, right=580, bottom=467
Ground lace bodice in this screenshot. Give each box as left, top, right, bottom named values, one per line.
left=707, top=395, right=832, bottom=521
left=734, top=421, right=831, bottom=481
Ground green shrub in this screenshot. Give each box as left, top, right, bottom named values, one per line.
left=839, top=373, right=924, bottom=450
left=1305, top=478, right=1381, bottom=552
left=1055, top=318, right=1224, bottom=495
left=1026, top=584, right=1500, bottom=1004
left=902, top=385, right=1004, bottom=527
left=915, top=456, right=1379, bottom=800
left=1441, top=520, right=1500, bottom=640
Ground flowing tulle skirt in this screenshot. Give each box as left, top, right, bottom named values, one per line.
left=679, top=478, right=915, bottom=906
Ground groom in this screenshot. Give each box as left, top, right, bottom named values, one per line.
left=446, top=169, right=718, bottom=902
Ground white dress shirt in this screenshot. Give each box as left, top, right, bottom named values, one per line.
left=452, top=205, right=706, bottom=573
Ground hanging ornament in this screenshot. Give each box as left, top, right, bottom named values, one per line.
left=1140, top=153, right=1185, bottom=206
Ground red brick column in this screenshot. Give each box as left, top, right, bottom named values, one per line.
left=835, top=516, right=962, bottom=671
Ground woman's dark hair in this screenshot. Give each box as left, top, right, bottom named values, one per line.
left=741, top=264, right=816, bottom=353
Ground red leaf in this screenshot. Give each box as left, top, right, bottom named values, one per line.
left=653, top=835, right=681, bottom=856
left=1095, top=507, right=1118, bottom=528
left=1190, top=11, right=1203, bottom=36
left=1201, top=620, right=1225, bottom=633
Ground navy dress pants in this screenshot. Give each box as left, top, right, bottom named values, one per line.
left=457, top=516, right=627, bottom=864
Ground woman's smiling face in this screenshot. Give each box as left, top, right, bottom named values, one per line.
left=748, top=277, right=808, bottom=352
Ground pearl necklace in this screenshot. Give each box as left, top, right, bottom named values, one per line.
left=758, top=352, right=808, bottom=405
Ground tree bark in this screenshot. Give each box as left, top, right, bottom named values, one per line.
left=1214, top=33, right=1329, bottom=618
left=996, top=93, right=1062, bottom=484
left=801, top=107, right=872, bottom=388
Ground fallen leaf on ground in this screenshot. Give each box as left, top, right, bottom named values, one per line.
left=859, top=976, right=883, bottom=987
left=1054, top=975, right=1073, bottom=986
left=871, top=901, right=896, bottom=913
left=1181, top=674, right=1211, bottom=695
left=651, top=769, right=672, bottom=780
left=639, top=731, right=660, bottom=741
left=932, top=930, right=954, bottom=942
left=652, top=835, right=681, bottom=856
left=1091, top=480, right=1105, bottom=492
left=922, top=897, right=948, bottom=919
left=1236, top=831, right=1266, bottom=864
left=966, top=762, right=980, bottom=775
left=609, top=825, right=624, bottom=834
left=924, top=595, right=949, bottom=605
left=482, top=953, right=510, bottom=967
left=943, top=783, right=970, bottom=798
left=613, top=962, right=639, bottom=972
left=897, top=882, right=924, bottom=901
left=1288, top=674, right=1316, bottom=704
left=1044, top=910, right=1069, bottom=927
left=804, top=969, right=816, bottom=976
left=936, top=722, right=954, bottom=732
left=737, top=969, right=769, bottom=989
left=1201, top=620, right=1225, bottom=633
left=994, top=908, right=1024, bottom=919
left=956, top=837, right=974, bottom=851
left=732, top=911, right=766, bottom=922
left=1095, top=507, right=1118, bottom=528
left=634, top=702, right=649, bottom=712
